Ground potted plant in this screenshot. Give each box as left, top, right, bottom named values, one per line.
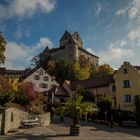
left=56, top=87, right=98, bottom=136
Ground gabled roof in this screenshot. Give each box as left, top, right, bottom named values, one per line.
left=0, top=67, right=25, bottom=76
left=72, top=32, right=82, bottom=44
left=60, top=30, right=71, bottom=42
left=70, top=76, right=114, bottom=90
left=39, top=46, right=49, bottom=56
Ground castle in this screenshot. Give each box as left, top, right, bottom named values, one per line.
left=40, top=31, right=99, bottom=68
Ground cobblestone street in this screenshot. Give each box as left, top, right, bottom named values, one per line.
left=0, top=116, right=140, bottom=140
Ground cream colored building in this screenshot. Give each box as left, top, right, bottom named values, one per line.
left=70, top=76, right=116, bottom=107
left=114, top=62, right=140, bottom=112
left=23, top=67, right=59, bottom=92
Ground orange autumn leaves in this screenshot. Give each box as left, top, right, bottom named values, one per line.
left=0, top=75, right=43, bottom=102
left=0, top=75, right=9, bottom=92
left=22, top=82, right=44, bottom=101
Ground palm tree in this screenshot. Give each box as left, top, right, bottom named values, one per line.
left=56, top=87, right=98, bottom=136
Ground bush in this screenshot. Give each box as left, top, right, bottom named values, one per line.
left=135, top=96, right=140, bottom=125
left=97, top=96, right=112, bottom=113
left=112, top=110, right=136, bottom=124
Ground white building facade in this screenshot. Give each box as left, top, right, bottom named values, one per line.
left=23, top=67, right=59, bottom=92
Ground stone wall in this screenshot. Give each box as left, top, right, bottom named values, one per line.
left=0, top=108, right=50, bottom=135
left=1, top=108, right=29, bottom=134
left=38, top=113, right=50, bottom=126
left=0, top=112, right=2, bottom=134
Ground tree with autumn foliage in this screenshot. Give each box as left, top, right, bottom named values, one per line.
left=0, top=76, right=20, bottom=107
left=0, top=32, right=6, bottom=65
left=46, top=60, right=90, bottom=85
left=91, top=64, right=114, bottom=78
left=0, top=76, right=45, bottom=114
left=21, top=82, right=45, bottom=114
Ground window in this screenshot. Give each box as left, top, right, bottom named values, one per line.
left=124, top=94, right=132, bottom=103
left=43, top=76, right=49, bottom=81
left=123, top=80, right=130, bottom=88
left=112, top=86, right=116, bottom=92
left=11, top=112, right=14, bottom=122
left=34, top=75, right=40, bottom=80
left=60, top=98, right=65, bottom=103
left=39, top=83, right=48, bottom=88
left=123, top=69, right=128, bottom=74
left=39, top=69, right=43, bottom=75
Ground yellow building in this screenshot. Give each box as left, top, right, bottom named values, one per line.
left=114, top=61, right=140, bottom=112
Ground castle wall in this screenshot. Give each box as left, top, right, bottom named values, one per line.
left=51, top=44, right=98, bottom=69
left=51, top=44, right=78, bottom=62
left=78, top=49, right=99, bottom=68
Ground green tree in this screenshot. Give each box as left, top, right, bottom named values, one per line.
left=0, top=32, right=6, bottom=64
left=56, top=87, right=98, bottom=135
left=78, top=88, right=93, bottom=102
left=97, top=96, right=112, bottom=113
left=46, top=60, right=90, bottom=84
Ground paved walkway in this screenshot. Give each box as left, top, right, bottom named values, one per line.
left=0, top=116, right=140, bottom=140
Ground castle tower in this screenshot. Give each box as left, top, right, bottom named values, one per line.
left=40, top=30, right=99, bottom=69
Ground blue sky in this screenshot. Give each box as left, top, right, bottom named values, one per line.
left=0, top=0, right=140, bottom=69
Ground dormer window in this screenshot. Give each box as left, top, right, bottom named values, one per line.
left=39, top=69, right=43, bottom=75
left=123, top=69, right=128, bottom=74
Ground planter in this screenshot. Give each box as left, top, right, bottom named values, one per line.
left=70, top=125, right=80, bottom=136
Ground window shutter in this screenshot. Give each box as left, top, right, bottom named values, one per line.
left=122, top=95, right=125, bottom=102
left=131, top=94, right=135, bottom=102
left=130, top=81, right=133, bottom=87
left=121, top=82, right=124, bottom=88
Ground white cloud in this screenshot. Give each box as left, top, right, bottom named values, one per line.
left=97, top=47, right=133, bottom=62
left=95, top=3, right=102, bottom=16
left=0, top=0, right=56, bottom=19
left=36, top=37, right=54, bottom=49
left=87, top=46, right=134, bottom=69
left=128, top=26, right=140, bottom=43
left=116, top=9, right=126, bottom=16
left=86, top=48, right=94, bottom=54
left=5, top=42, right=29, bottom=61
left=128, top=0, right=140, bottom=19
left=116, top=0, right=140, bottom=20
left=3, top=36, right=54, bottom=69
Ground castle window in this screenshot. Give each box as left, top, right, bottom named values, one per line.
left=123, top=80, right=130, bottom=88
left=123, top=69, right=128, bottom=74
left=34, top=75, right=40, bottom=80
